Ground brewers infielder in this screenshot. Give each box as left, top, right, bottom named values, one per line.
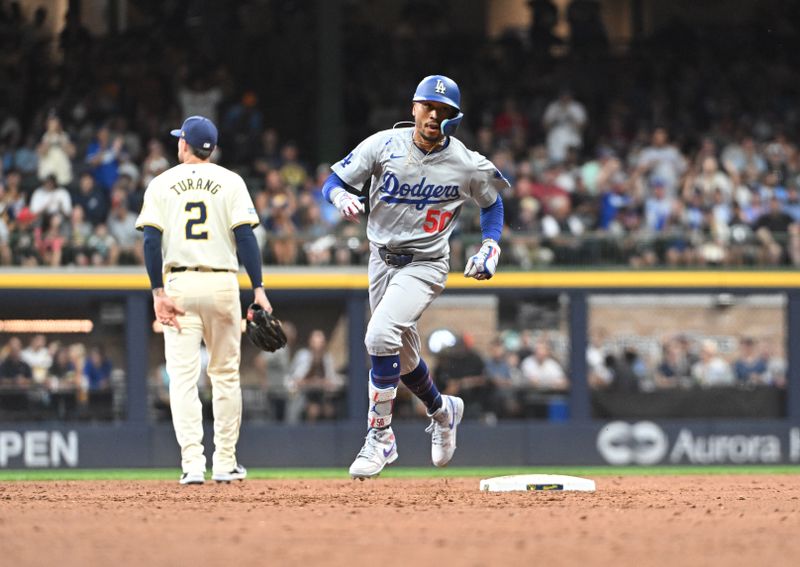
left=322, top=75, right=507, bottom=478
left=136, top=115, right=273, bottom=485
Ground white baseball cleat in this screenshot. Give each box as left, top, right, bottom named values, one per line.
left=349, top=427, right=398, bottom=479
left=212, top=463, right=247, bottom=483
left=179, top=471, right=205, bottom=485
left=426, top=395, right=464, bottom=467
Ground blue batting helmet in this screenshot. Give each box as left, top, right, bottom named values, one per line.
left=412, top=75, right=464, bottom=135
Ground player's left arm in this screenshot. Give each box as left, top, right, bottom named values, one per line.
left=322, top=172, right=364, bottom=222
left=464, top=156, right=509, bottom=280
left=230, top=174, right=273, bottom=312
left=233, top=224, right=271, bottom=313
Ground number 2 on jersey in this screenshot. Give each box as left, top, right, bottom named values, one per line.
left=185, top=202, right=208, bottom=240
left=422, top=209, right=453, bottom=233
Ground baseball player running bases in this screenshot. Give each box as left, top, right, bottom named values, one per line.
left=323, top=75, right=507, bottom=478
left=136, top=116, right=273, bottom=484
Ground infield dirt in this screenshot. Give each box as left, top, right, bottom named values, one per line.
left=2, top=475, right=799, bottom=566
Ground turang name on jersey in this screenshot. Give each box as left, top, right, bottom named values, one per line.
left=168, top=177, right=222, bottom=196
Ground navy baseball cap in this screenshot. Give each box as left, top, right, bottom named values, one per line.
left=170, top=116, right=218, bottom=150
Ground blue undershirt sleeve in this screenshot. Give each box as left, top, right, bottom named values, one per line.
left=322, top=172, right=350, bottom=203
left=233, top=224, right=264, bottom=289
left=479, top=195, right=504, bottom=243
left=142, top=226, right=164, bottom=289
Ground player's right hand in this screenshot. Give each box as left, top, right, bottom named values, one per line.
left=154, top=290, right=186, bottom=332
left=333, top=190, right=365, bottom=222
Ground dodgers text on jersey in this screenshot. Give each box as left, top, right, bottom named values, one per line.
left=377, top=172, right=459, bottom=210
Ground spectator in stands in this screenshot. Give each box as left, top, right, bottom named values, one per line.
left=542, top=89, right=587, bottom=163
left=691, top=339, right=734, bottom=387
left=85, top=125, right=123, bottom=192
left=72, top=172, right=109, bottom=226
left=9, top=207, right=39, bottom=265
left=34, top=213, right=66, bottom=266
left=520, top=338, right=569, bottom=392
left=253, top=320, right=297, bottom=422
left=140, top=139, right=170, bottom=188
left=252, top=128, right=282, bottom=174
left=278, top=142, right=308, bottom=190
left=36, top=114, right=75, bottom=186
left=722, top=136, right=766, bottom=181
left=644, top=178, right=674, bottom=232
left=597, top=173, right=633, bottom=232
left=587, top=329, right=612, bottom=389
left=221, top=91, right=264, bottom=164
left=732, top=337, right=768, bottom=386
left=434, top=333, right=489, bottom=420
left=86, top=223, right=119, bottom=265
left=604, top=349, right=640, bottom=393
left=654, top=338, right=692, bottom=389
left=753, top=196, right=799, bottom=265
left=0, top=337, right=33, bottom=388
left=493, top=97, right=529, bottom=142
left=178, top=76, right=223, bottom=126
left=726, top=202, right=759, bottom=265
left=107, top=187, right=142, bottom=264
left=541, top=194, right=586, bottom=263
left=29, top=174, right=72, bottom=218
left=286, top=329, right=343, bottom=423
left=83, top=345, right=112, bottom=391
left=784, top=187, right=800, bottom=222
left=0, top=211, right=8, bottom=265
left=48, top=344, right=77, bottom=390
left=1, top=169, right=26, bottom=220
left=20, top=334, right=51, bottom=385
left=11, top=133, right=39, bottom=179
left=483, top=338, right=521, bottom=418
left=635, top=127, right=687, bottom=195
left=760, top=339, right=786, bottom=388
left=264, top=193, right=299, bottom=265
left=65, top=205, right=92, bottom=265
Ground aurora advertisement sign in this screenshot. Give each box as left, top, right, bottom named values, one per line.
left=596, top=421, right=800, bottom=465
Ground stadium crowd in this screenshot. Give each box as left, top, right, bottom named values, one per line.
left=0, top=334, right=117, bottom=419
left=2, top=2, right=800, bottom=270
left=0, top=2, right=796, bottom=424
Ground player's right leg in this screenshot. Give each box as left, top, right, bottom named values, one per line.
left=198, top=273, right=246, bottom=483
left=348, top=379, right=399, bottom=479
left=162, top=282, right=206, bottom=484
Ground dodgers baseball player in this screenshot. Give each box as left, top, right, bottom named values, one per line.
left=136, top=115, right=273, bottom=485
left=322, top=75, right=507, bottom=478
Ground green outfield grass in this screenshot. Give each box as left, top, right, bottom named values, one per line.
left=0, top=465, right=797, bottom=481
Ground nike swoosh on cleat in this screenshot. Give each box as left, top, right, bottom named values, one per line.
left=389, top=154, right=403, bottom=159
left=383, top=442, right=396, bottom=458
left=448, top=398, right=455, bottom=429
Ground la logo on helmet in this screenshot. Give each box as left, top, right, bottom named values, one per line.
left=435, top=79, right=446, bottom=94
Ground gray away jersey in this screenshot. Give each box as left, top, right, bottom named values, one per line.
left=331, top=127, right=508, bottom=258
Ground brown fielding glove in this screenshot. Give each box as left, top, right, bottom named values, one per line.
left=245, top=303, right=288, bottom=352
